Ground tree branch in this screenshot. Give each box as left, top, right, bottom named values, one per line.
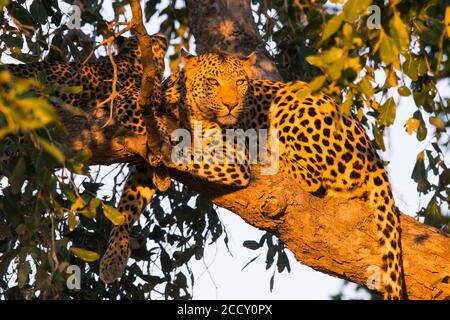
left=59, top=0, right=450, bottom=300
left=129, top=0, right=156, bottom=110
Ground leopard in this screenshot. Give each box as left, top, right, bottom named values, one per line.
left=147, top=50, right=257, bottom=187
left=0, top=34, right=170, bottom=284
left=98, top=49, right=257, bottom=283
left=148, top=51, right=405, bottom=300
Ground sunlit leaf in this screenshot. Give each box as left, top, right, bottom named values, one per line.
left=429, top=116, right=446, bottom=132
left=426, top=197, right=441, bottom=217
left=445, top=7, right=450, bottom=38
left=36, top=137, right=65, bottom=164
left=70, top=247, right=100, bottom=262
left=358, top=77, right=374, bottom=98
left=342, top=0, right=372, bottom=22
left=405, top=118, right=420, bottom=135
left=321, top=14, right=343, bottom=42
left=103, top=203, right=125, bottom=226
left=339, top=91, right=353, bottom=115
left=309, top=75, right=327, bottom=92
left=68, top=211, right=78, bottom=232
left=390, top=11, right=410, bottom=52
left=70, top=197, right=85, bottom=211
left=377, top=97, right=396, bottom=126
left=379, top=30, right=398, bottom=66
left=398, top=86, right=411, bottom=96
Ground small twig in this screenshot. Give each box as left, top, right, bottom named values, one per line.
left=98, top=37, right=119, bottom=129
left=82, top=22, right=134, bottom=65
left=49, top=211, right=60, bottom=272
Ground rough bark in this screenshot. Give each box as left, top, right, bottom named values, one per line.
left=61, top=0, right=450, bottom=300
left=186, top=0, right=282, bottom=80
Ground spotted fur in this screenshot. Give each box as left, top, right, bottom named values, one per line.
left=0, top=34, right=170, bottom=285
left=151, top=51, right=256, bottom=187
left=158, top=53, right=405, bottom=300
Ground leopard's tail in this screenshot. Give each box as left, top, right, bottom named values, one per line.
left=99, top=165, right=156, bottom=283
left=369, top=170, right=406, bottom=300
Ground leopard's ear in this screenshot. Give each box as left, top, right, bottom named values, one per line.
left=180, top=48, right=198, bottom=70
left=241, top=52, right=257, bottom=75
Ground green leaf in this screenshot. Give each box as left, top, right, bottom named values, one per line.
left=0, top=0, right=9, bottom=11
left=339, top=91, right=354, bottom=115
left=439, top=169, right=450, bottom=187
left=70, top=197, right=85, bottom=211
left=11, top=157, right=26, bottom=195
left=16, top=98, right=58, bottom=130
left=398, top=86, right=411, bottom=96
left=68, top=211, right=78, bottom=232
left=358, top=77, right=374, bottom=98
left=103, top=203, right=125, bottom=226
left=277, top=252, right=286, bottom=273
left=306, top=55, right=326, bottom=69
left=390, top=11, right=410, bottom=52
left=426, top=197, right=441, bottom=217
left=404, top=54, right=427, bottom=81
left=379, top=30, right=398, bottom=65
left=160, top=249, right=172, bottom=274
left=429, top=116, right=446, bottom=132
left=321, top=14, right=344, bottom=42
left=372, top=126, right=386, bottom=151
left=243, top=240, right=261, bottom=250
left=417, top=120, right=428, bottom=141
left=60, top=86, right=83, bottom=94
left=70, top=247, right=100, bottom=262
left=411, top=151, right=431, bottom=193
left=36, top=137, right=65, bottom=164
left=377, top=97, right=397, bottom=126
left=8, top=2, right=36, bottom=29
left=30, top=0, right=48, bottom=25
left=269, top=273, right=275, bottom=292
left=266, top=245, right=277, bottom=269
left=343, top=0, right=372, bottom=21
left=309, top=75, right=327, bottom=93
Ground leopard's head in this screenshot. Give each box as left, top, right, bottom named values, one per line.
left=182, top=50, right=256, bottom=126
left=116, top=33, right=167, bottom=61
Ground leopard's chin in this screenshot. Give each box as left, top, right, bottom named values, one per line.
left=217, top=115, right=238, bottom=126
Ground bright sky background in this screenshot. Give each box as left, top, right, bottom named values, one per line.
left=1, top=0, right=448, bottom=300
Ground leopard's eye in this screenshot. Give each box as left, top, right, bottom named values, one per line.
left=207, top=78, right=219, bottom=86
left=236, top=78, right=246, bottom=86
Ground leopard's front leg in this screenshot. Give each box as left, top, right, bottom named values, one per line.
left=156, top=119, right=251, bottom=188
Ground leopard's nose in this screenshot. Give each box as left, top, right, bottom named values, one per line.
left=223, top=101, right=239, bottom=111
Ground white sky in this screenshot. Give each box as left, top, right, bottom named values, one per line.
left=2, top=0, right=448, bottom=300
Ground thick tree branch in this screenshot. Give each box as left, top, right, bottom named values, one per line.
left=129, top=0, right=156, bottom=110
left=61, top=0, right=450, bottom=300
left=183, top=0, right=450, bottom=299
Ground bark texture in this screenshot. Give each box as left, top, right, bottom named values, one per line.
left=186, top=0, right=282, bottom=80
left=61, top=0, right=450, bottom=300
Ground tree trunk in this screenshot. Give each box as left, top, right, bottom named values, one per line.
left=60, top=0, right=450, bottom=300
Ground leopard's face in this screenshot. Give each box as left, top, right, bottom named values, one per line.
left=183, top=51, right=256, bottom=126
